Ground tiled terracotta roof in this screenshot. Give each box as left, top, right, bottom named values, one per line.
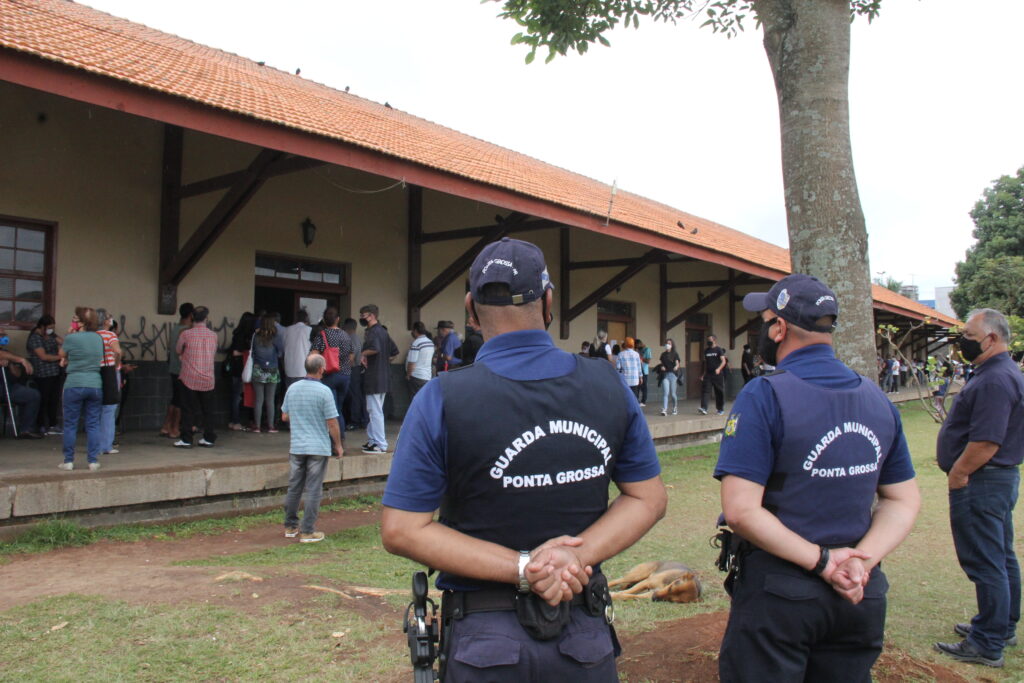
left=872, top=284, right=959, bottom=328
left=0, top=0, right=955, bottom=326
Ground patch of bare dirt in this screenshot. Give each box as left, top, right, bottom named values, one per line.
left=0, top=507, right=380, bottom=612
left=616, top=612, right=971, bottom=682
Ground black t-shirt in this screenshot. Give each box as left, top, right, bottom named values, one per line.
left=741, top=348, right=754, bottom=374
left=704, top=345, right=726, bottom=375
left=659, top=350, right=680, bottom=374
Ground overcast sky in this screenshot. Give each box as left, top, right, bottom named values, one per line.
left=81, top=0, right=1024, bottom=300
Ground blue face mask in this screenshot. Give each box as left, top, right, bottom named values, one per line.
left=0, top=335, right=9, bottom=347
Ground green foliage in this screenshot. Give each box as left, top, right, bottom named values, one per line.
left=951, top=165, right=1024, bottom=318
left=1009, top=314, right=1024, bottom=355
left=872, top=275, right=904, bottom=293
left=493, top=0, right=882, bottom=63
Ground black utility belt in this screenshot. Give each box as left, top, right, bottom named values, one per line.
left=980, top=463, right=1020, bottom=471
left=443, top=573, right=613, bottom=641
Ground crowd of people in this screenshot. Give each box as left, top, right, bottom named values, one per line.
left=1, top=307, right=134, bottom=470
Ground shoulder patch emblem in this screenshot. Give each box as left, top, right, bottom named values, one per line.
left=724, top=413, right=739, bottom=438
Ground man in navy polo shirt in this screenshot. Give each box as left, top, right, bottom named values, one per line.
left=380, top=237, right=667, bottom=682
left=715, top=273, right=920, bottom=682
left=935, top=308, right=1024, bottom=668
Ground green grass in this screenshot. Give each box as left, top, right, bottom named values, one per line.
left=3, top=407, right=1022, bottom=681
left=0, top=495, right=380, bottom=557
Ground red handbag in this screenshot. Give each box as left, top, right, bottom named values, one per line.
left=321, top=331, right=341, bottom=374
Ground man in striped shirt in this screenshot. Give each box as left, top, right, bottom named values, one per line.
left=174, top=305, right=218, bottom=448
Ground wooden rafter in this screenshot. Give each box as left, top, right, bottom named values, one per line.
left=177, top=155, right=326, bottom=199
left=406, top=185, right=423, bottom=329
left=418, top=216, right=559, bottom=243
left=160, top=148, right=282, bottom=286
left=158, top=124, right=183, bottom=314
left=564, top=249, right=664, bottom=323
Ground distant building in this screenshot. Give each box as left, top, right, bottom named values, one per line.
left=934, top=286, right=956, bottom=319
left=919, top=299, right=936, bottom=309
left=900, top=285, right=919, bottom=301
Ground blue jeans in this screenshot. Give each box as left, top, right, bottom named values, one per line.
left=366, top=393, right=386, bottom=449
left=62, top=386, right=103, bottom=464
left=101, top=403, right=117, bottom=451
left=283, top=454, right=329, bottom=534
left=321, top=371, right=350, bottom=432
left=949, top=466, right=1021, bottom=656
left=661, top=372, right=678, bottom=412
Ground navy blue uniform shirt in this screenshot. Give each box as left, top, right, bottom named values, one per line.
left=714, top=344, right=915, bottom=487
left=383, top=329, right=661, bottom=513
left=937, top=351, right=1024, bottom=471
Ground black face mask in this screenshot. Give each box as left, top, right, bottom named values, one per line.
left=959, top=336, right=985, bottom=363
left=706, top=341, right=713, bottom=348
left=757, top=318, right=780, bottom=366
left=358, top=318, right=369, bottom=327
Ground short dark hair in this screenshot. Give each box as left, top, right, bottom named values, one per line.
left=359, top=304, right=379, bottom=318
left=296, top=309, right=309, bottom=324
left=342, top=317, right=357, bottom=331
left=192, top=306, right=209, bottom=323
left=412, top=321, right=428, bottom=336
left=179, top=302, right=195, bottom=319
left=323, top=307, right=339, bottom=327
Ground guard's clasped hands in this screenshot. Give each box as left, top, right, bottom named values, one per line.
left=524, top=535, right=593, bottom=606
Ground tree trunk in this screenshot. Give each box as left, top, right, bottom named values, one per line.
left=756, top=0, right=876, bottom=379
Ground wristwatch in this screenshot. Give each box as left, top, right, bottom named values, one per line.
left=813, top=546, right=830, bottom=576
left=517, top=550, right=531, bottom=593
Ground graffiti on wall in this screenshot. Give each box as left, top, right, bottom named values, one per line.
left=97, top=309, right=236, bottom=361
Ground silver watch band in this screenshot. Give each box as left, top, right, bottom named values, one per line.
left=517, top=550, right=531, bottom=593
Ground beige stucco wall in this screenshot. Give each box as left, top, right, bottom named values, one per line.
left=1, top=79, right=759, bottom=376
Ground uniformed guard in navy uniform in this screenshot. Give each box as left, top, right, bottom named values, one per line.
left=381, top=237, right=667, bottom=682
left=715, top=273, right=920, bottom=682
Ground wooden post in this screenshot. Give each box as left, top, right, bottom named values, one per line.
left=659, top=263, right=668, bottom=344
left=559, top=227, right=570, bottom=340
left=407, top=185, right=423, bottom=329
left=158, top=124, right=183, bottom=314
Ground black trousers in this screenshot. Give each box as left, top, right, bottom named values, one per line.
left=700, top=373, right=725, bottom=411
left=179, top=384, right=217, bottom=445
left=34, top=375, right=62, bottom=430
left=719, top=550, right=887, bottom=683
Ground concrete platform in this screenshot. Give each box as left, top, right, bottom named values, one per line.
left=0, top=386, right=935, bottom=531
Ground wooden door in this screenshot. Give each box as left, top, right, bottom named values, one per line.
left=686, top=327, right=705, bottom=399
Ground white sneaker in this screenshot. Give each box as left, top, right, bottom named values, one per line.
left=362, top=444, right=386, bottom=454
left=173, top=440, right=192, bottom=448
left=58, top=462, right=73, bottom=471
left=697, top=408, right=707, bottom=415
left=104, top=448, right=119, bottom=455
left=198, top=438, right=215, bottom=448
left=660, top=410, right=667, bottom=416
left=717, top=410, right=724, bottom=416
left=639, top=402, right=646, bottom=407
left=89, top=463, right=101, bottom=471
left=672, top=409, right=678, bottom=415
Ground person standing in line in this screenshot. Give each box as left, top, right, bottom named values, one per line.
left=360, top=304, right=397, bottom=454
left=97, top=311, right=122, bottom=454
left=657, top=339, right=681, bottom=417
left=341, top=318, right=368, bottom=432
left=58, top=307, right=104, bottom=469
left=405, top=321, right=434, bottom=399
left=699, top=334, right=727, bottom=416
left=173, top=305, right=217, bottom=449
left=282, top=309, right=312, bottom=391
left=227, top=311, right=256, bottom=431
left=740, top=343, right=755, bottom=385
left=935, top=308, right=1024, bottom=668
left=456, top=320, right=484, bottom=366
left=436, top=320, right=462, bottom=373
left=616, top=337, right=643, bottom=403
left=637, top=339, right=651, bottom=407
left=160, top=302, right=193, bottom=439
left=715, top=274, right=920, bottom=682
left=25, top=315, right=63, bottom=435
left=281, top=353, right=344, bottom=544
left=579, top=341, right=591, bottom=356
left=381, top=237, right=666, bottom=681
left=310, top=307, right=354, bottom=434
left=250, top=313, right=285, bottom=433
left=591, top=330, right=614, bottom=364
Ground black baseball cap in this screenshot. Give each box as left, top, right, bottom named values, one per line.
left=742, top=273, right=838, bottom=333
left=436, top=320, right=454, bottom=330
left=470, top=237, right=554, bottom=306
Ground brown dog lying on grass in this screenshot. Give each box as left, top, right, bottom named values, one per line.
left=608, top=561, right=703, bottom=603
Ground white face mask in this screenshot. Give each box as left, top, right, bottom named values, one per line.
left=665, top=344, right=672, bottom=351
left=46, top=328, right=54, bottom=335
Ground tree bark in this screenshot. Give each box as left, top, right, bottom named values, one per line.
left=756, top=0, right=876, bottom=379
